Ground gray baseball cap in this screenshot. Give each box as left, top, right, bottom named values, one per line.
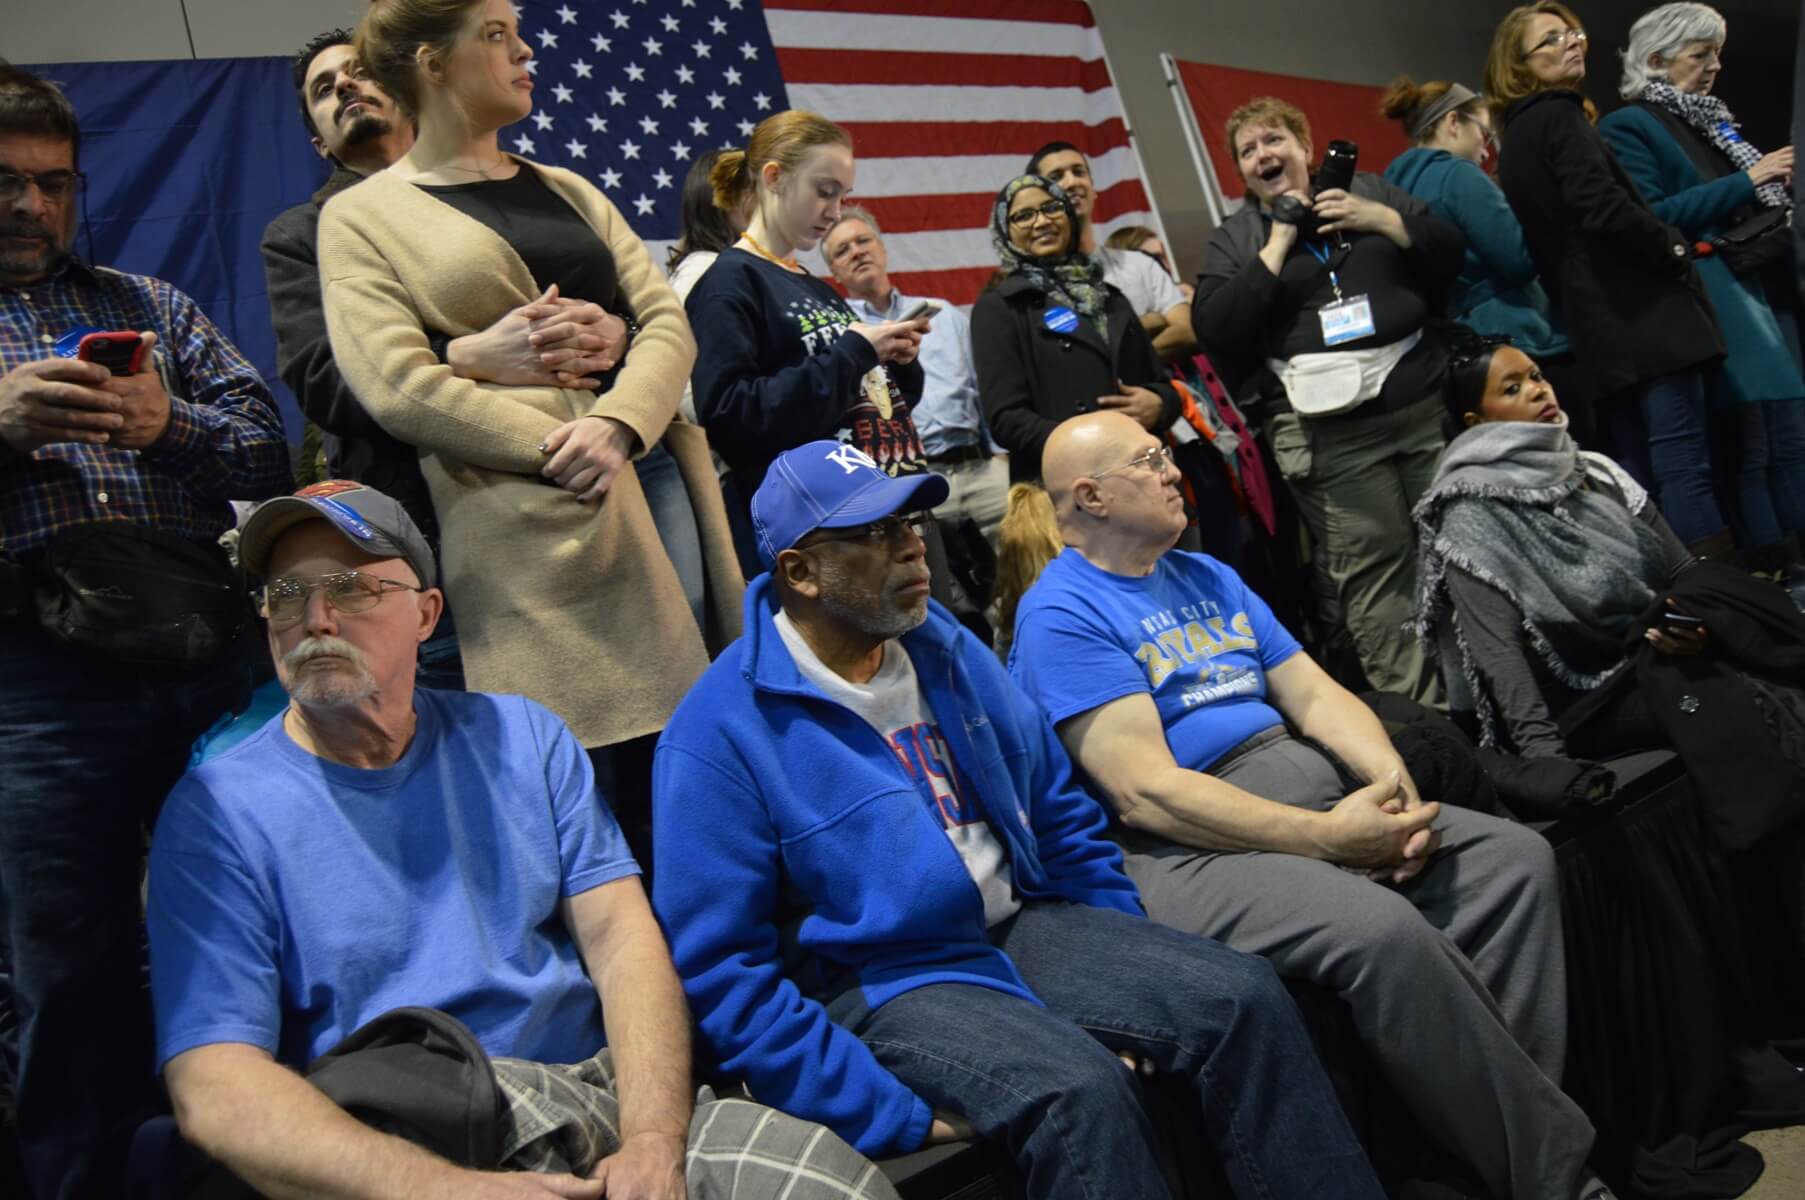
left=238, top=480, right=437, bottom=588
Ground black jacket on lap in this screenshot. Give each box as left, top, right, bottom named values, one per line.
left=260, top=168, right=441, bottom=546
left=1496, top=90, right=1723, bottom=397
left=972, top=275, right=1179, bottom=482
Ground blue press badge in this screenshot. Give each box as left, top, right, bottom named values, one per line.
left=1043, top=306, right=1080, bottom=335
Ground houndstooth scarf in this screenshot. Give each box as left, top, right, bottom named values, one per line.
left=1642, top=80, right=1789, bottom=210
left=1411, top=420, right=1672, bottom=745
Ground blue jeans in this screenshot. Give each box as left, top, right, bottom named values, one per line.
left=0, top=624, right=260, bottom=1199
left=636, top=441, right=706, bottom=634
left=853, top=902, right=1382, bottom=1200
left=1630, top=368, right=1729, bottom=544
left=1732, top=400, right=1805, bottom=547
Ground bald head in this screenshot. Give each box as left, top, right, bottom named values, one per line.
left=1042, top=411, right=1148, bottom=514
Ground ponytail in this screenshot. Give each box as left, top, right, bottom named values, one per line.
left=710, top=149, right=752, bottom=212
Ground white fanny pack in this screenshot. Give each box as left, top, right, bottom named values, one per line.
left=1267, top=329, right=1423, bottom=417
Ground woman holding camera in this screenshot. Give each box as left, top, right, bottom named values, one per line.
left=1598, top=2, right=1803, bottom=578
left=1192, top=96, right=1464, bottom=705
left=1487, top=1, right=1734, bottom=560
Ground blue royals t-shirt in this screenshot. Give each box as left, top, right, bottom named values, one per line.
left=1009, top=549, right=1303, bottom=772
left=147, top=689, right=640, bottom=1070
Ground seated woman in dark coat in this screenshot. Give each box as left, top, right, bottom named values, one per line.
left=1412, top=335, right=1703, bottom=761
left=971, top=174, right=1178, bottom=484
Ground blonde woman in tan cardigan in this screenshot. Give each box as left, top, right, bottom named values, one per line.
left=317, top=0, right=742, bottom=845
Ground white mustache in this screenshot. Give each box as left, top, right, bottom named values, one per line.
left=283, top=635, right=369, bottom=674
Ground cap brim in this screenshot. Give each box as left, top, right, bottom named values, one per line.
left=237, top=497, right=410, bottom=578
left=815, top=470, right=952, bottom=529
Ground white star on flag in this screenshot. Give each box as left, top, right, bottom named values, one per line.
left=552, top=83, right=573, bottom=103
left=590, top=33, right=610, bottom=52
left=736, top=118, right=754, bottom=136
left=620, top=139, right=641, bottom=160
left=654, top=168, right=673, bottom=188
left=633, top=194, right=656, bottom=217
left=555, top=3, right=576, bottom=23
left=705, top=91, right=725, bottom=109
left=513, top=134, right=535, bottom=154
left=752, top=92, right=770, bottom=110
left=738, top=42, right=758, bottom=60
left=689, top=117, right=708, bottom=136
left=572, top=59, right=593, bottom=79
left=639, top=115, right=660, bottom=135
left=606, top=86, right=626, bottom=105
left=656, top=89, right=677, bottom=109
left=671, top=140, right=692, bottom=160
left=661, top=14, right=680, bottom=32
left=624, top=63, right=646, bottom=82
left=724, top=67, right=741, bottom=86
left=600, top=167, right=622, bottom=188
left=532, top=111, right=554, bottom=130
left=608, top=10, right=630, bottom=29
left=536, top=29, right=559, bottom=48
left=676, top=66, right=695, bottom=84
left=524, top=59, right=538, bottom=75
left=709, top=17, right=727, bottom=34
left=586, top=113, right=606, bottom=132
left=692, top=40, right=711, bottom=59
left=643, top=37, right=663, bottom=56
left=726, top=0, right=743, bottom=9
left=565, top=139, right=587, bottom=159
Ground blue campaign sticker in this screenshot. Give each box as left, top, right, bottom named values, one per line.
left=1043, top=306, right=1080, bottom=335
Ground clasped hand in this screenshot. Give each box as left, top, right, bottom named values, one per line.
left=451, top=284, right=630, bottom=389
left=1323, top=769, right=1442, bottom=885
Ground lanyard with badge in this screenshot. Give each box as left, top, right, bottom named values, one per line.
left=1305, top=239, right=1375, bottom=347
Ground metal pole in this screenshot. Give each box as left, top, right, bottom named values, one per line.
left=1085, top=2, right=1179, bottom=280
left=1162, top=52, right=1229, bottom=229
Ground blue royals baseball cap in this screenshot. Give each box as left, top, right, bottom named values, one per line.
left=751, top=441, right=951, bottom=567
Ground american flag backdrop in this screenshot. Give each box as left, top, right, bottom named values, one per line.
left=508, top=0, right=1161, bottom=306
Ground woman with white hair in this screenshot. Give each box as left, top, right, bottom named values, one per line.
left=1600, top=2, right=1804, bottom=579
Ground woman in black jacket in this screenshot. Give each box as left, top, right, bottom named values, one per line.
left=1486, top=1, right=1734, bottom=559
left=972, top=174, right=1178, bottom=484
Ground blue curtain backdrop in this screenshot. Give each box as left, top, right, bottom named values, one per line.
left=22, top=57, right=330, bottom=440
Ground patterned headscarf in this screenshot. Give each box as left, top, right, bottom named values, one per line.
left=990, top=174, right=1110, bottom=337
left=1641, top=80, right=1790, bottom=210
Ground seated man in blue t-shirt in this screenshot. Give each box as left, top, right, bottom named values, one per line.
left=1010, top=412, right=1608, bottom=1200
left=146, top=481, right=896, bottom=1200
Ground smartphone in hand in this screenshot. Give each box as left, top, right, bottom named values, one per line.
left=75, top=331, right=148, bottom=376
left=897, top=299, right=941, bottom=324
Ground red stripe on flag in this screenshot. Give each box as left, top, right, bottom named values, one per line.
left=861, top=179, right=1152, bottom=235
left=842, top=119, right=1127, bottom=160
left=776, top=48, right=1113, bottom=91
left=764, top=0, right=1095, bottom=26
left=885, top=266, right=1007, bottom=309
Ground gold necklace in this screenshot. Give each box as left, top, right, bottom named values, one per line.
left=740, top=231, right=801, bottom=272
left=440, top=154, right=508, bottom=179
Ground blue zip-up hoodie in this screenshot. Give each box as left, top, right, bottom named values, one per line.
left=651, top=576, right=1143, bottom=1157
left=1384, top=146, right=1569, bottom=358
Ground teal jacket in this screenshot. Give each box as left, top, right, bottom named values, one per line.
left=1600, top=105, right=1803, bottom=407
left=1384, top=146, right=1568, bottom=358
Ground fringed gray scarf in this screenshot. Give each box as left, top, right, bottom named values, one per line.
left=1411, top=420, right=1671, bottom=745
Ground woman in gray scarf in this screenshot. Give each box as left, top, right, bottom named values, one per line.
left=1599, top=3, right=1804, bottom=579
left=1412, top=336, right=1703, bottom=755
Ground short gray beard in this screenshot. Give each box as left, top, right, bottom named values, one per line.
left=815, top=554, right=928, bottom=641
left=280, top=635, right=379, bottom=708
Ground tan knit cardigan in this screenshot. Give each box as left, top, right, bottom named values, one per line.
left=316, top=161, right=742, bottom=748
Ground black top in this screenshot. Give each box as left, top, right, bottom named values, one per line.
left=420, top=166, right=624, bottom=315
left=684, top=246, right=926, bottom=500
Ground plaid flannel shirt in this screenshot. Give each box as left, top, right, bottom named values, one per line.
left=0, top=257, right=292, bottom=556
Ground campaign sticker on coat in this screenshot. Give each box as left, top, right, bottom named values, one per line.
left=1043, top=306, right=1080, bottom=335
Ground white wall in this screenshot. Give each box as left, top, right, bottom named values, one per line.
left=13, top=0, right=1798, bottom=278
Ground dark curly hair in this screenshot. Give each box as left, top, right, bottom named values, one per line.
left=291, top=29, right=355, bottom=141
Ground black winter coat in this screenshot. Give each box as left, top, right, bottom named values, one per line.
left=1496, top=90, right=1723, bottom=397
left=971, top=276, right=1179, bottom=482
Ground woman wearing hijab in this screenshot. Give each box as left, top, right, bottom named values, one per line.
left=971, top=174, right=1178, bottom=484
left=1599, top=2, right=1804, bottom=578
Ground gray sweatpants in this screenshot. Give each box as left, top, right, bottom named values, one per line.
left=1121, top=733, right=1595, bottom=1200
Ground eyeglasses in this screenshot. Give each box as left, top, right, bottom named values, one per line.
left=257, top=570, right=425, bottom=630
left=1091, top=444, right=1175, bottom=481
left=800, top=511, right=932, bottom=549
left=1007, top=199, right=1066, bottom=229
left=0, top=168, right=84, bottom=203
left=1460, top=112, right=1498, bottom=151
left=1523, top=27, right=1586, bottom=58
